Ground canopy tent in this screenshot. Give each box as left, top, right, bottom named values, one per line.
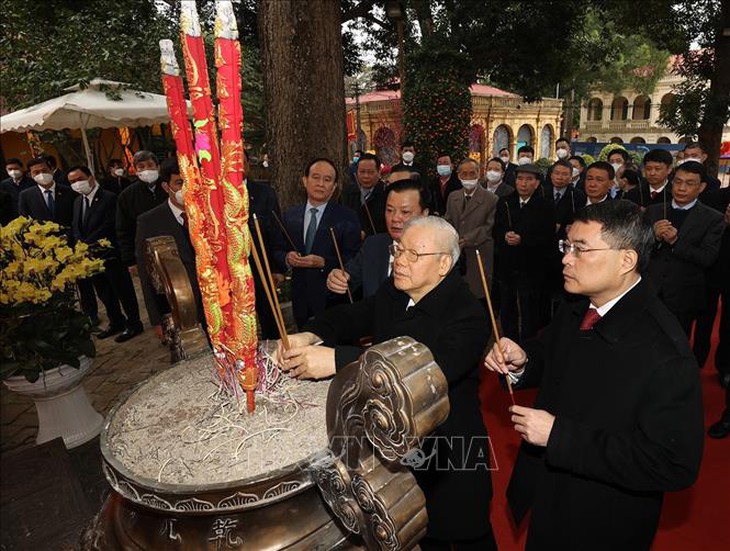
left=0, top=79, right=191, bottom=173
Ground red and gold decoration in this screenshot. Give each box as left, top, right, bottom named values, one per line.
left=159, top=1, right=258, bottom=411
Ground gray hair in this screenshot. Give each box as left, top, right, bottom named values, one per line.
left=133, top=150, right=159, bottom=166
left=401, top=216, right=461, bottom=269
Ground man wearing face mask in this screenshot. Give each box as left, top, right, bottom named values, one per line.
left=514, top=146, right=545, bottom=190
left=484, top=157, right=515, bottom=198
left=499, top=147, right=518, bottom=188
left=680, top=142, right=720, bottom=194
left=568, top=155, right=587, bottom=190
left=429, top=153, right=461, bottom=215
left=100, top=158, right=131, bottom=195
left=135, top=158, right=206, bottom=333
left=18, top=156, right=75, bottom=228
left=69, top=166, right=144, bottom=342
left=116, top=150, right=168, bottom=272
left=445, top=158, right=498, bottom=309
left=0, top=158, right=34, bottom=221
left=391, top=141, right=425, bottom=178
left=607, top=148, right=630, bottom=199
left=555, top=138, right=572, bottom=161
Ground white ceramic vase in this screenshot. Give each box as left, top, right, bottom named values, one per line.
left=3, top=356, right=103, bottom=449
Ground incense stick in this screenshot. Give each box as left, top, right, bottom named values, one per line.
left=476, top=250, right=515, bottom=405
left=505, top=201, right=513, bottom=229
left=271, top=210, right=299, bottom=253
left=252, top=214, right=290, bottom=349
left=363, top=200, right=377, bottom=235
left=249, top=234, right=288, bottom=349
left=330, top=227, right=353, bottom=304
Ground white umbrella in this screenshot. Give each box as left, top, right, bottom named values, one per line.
left=0, top=79, right=190, bottom=174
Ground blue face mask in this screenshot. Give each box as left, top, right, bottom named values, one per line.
left=437, top=165, right=452, bottom=177
left=352, top=157, right=360, bottom=164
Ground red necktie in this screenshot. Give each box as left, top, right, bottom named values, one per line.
left=650, top=191, right=658, bottom=200
left=580, top=308, right=602, bottom=331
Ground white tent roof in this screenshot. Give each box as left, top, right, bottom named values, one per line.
left=0, top=79, right=188, bottom=133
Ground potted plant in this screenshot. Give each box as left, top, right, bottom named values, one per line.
left=1, top=216, right=108, bottom=448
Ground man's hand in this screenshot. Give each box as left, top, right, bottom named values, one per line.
left=128, top=264, right=138, bottom=275
left=510, top=405, right=555, bottom=447
left=274, top=332, right=320, bottom=365
left=327, top=268, right=351, bottom=294
left=505, top=231, right=521, bottom=246
left=287, top=252, right=325, bottom=269
left=458, top=237, right=467, bottom=248
left=653, top=219, right=677, bottom=244
left=484, top=337, right=527, bottom=374
left=280, top=345, right=336, bottom=380
left=663, top=225, right=678, bottom=245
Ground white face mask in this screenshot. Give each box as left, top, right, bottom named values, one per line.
left=556, top=148, right=569, bottom=159
left=137, top=169, right=159, bottom=184
left=610, top=162, right=623, bottom=173
left=8, top=169, right=22, bottom=180
left=33, top=172, right=54, bottom=187
left=402, top=151, right=415, bottom=163
left=460, top=179, right=478, bottom=191
left=174, top=189, right=184, bottom=205
left=113, top=168, right=125, bottom=177
left=500, top=156, right=510, bottom=164
left=71, top=180, right=93, bottom=195
left=684, top=157, right=703, bottom=164
left=518, top=156, right=532, bottom=166
left=486, top=170, right=502, bottom=183
left=572, top=168, right=581, bottom=179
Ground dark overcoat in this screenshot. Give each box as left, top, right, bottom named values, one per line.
left=509, top=279, right=704, bottom=550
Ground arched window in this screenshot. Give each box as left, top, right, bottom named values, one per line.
left=611, top=97, right=629, bottom=121
left=661, top=93, right=675, bottom=108
left=540, top=125, right=554, bottom=158
left=632, top=95, right=651, bottom=120
left=630, top=136, right=646, bottom=144
left=492, top=125, right=512, bottom=157
left=657, top=136, right=671, bottom=144
left=610, top=136, right=624, bottom=144
left=586, top=137, right=598, bottom=143
left=517, top=124, right=534, bottom=151
left=587, top=98, right=603, bottom=121
left=373, top=127, right=397, bottom=165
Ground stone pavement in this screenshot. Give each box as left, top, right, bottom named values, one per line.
left=1, top=275, right=173, bottom=453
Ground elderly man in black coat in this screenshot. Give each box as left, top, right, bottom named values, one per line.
left=277, top=216, right=496, bottom=550
left=485, top=200, right=704, bottom=550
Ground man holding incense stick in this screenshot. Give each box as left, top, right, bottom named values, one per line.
left=277, top=216, right=496, bottom=550
left=484, top=200, right=703, bottom=549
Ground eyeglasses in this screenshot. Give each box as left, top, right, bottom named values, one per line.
left=389, top=243, right=449, bottom=263
left=558, top=239, right=615, bottom=257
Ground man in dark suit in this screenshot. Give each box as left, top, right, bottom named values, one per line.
left=116, top=150, right=168, bottom=270
left=243, top=150, right=284, bottom=340
left=341, top=152, right=387, bottom=237
left=279, top=216, right=496, bottom=550
left=645, top=161, right=724, bottom=336
left=390, top=140, right=426, bottom=178
left=583, top=161, right=615, bottom=207
left=484, top=157, right=515, bottom=198
left=485, top=200, right=704, bottom=549
left=499, top=147, right=519, bottom=188
left=68, top=166, right=144, bottom=342
left=429, top=153, right=461, bottom=216
left=272, top=158, right=361, bottom=329
left=46, top=154, right=69, bottom=188
left=625, top=148, right=673, bottom=208
left=696, top=186, right=730, bottom=387
left=568, top=154, right=587, bottom=190
left=682, top=142, right=721, bottom=194
left=100, top=158, right=132, bottom=195
left=547, top=160, right=587, bottom=240
left=18, top=156, right=75, bottom=228
left=327, top=178, right=429, bottom=299
left=135, top=158, right=204, bottom=332
left=0, top=157, right=34, bottom=221
left=493, top=163, right=555, bottom=342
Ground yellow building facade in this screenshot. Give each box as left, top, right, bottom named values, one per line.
left=346, top=84, right=564, bottom=170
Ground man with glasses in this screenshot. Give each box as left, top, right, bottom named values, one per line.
left=644, top=160, right=724, bottom=336
left=277, top=216, right=498, bottom=550
left=484, top=200, right=703, bottom=549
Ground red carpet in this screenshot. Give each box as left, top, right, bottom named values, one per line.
left=480, top=315, right=730, bottom=550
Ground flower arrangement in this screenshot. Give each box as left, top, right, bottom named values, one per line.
left=0, top=217, right=108, bottom=382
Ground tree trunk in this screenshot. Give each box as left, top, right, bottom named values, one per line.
left=697, top=0, right=730, bottom=178
left=259, top=0, right=346, bottom=209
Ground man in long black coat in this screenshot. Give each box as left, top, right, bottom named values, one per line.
left=277, top=216, right=496, bottom=550
left=485, top=200, right=704, bottom=549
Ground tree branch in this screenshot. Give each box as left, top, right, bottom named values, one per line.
left=342, top=0, right=379, bottom=23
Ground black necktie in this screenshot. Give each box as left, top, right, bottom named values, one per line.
left=45, top=190, right=55, bottom=217
left=81, top=196, right=91, bottom=232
